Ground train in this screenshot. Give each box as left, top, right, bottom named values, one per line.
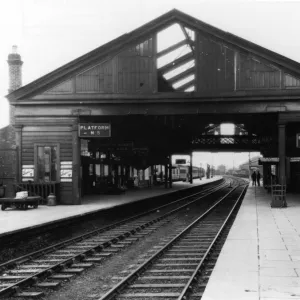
left=172, top=165, right=206, bottom=182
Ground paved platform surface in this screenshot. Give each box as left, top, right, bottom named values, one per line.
left=202, top=185, right=300, bottom=300
left=0, top=177, right=219, bottom=237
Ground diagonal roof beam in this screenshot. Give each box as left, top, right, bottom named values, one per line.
left=168, top=67, right=195, bottom=84
left=158, top=52, right=194, bottom=74
left=179, top=83, right=195, bottom=92
left=157, top=39, right=191, bottom=58
left=176, top=79, right=196, bottom=92
left=179, top=24, right=195, bottom=55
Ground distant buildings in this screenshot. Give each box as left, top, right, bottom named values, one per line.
left=239, top=155, right=263, bottom=176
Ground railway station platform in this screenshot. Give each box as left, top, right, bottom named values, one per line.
left=202, top=185, right=300, bottom=300
left=0, top=177, right=220, bottom=238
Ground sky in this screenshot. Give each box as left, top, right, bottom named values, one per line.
left=173, top=151, right=260, bottom=170
left=1, top=0, right=300, bottom=167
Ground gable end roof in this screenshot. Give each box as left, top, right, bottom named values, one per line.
left=6, top=9, right=300, bottom=101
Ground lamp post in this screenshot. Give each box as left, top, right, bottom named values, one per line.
left=211, top=155, right=214, bottom=178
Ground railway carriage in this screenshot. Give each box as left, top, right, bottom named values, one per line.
left=172, top=165, right=205, bottom=182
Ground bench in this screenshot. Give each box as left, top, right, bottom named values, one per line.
left=0, top=196, right=41, bottom=211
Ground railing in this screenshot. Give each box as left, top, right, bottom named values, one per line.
left=191, top=135, right=273, bottom=148
left=14, top=182, right=60, bottom=205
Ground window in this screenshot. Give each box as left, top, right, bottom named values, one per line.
left=104, top=165, right=109, bottom=176
left=89, top=164, right=94, bottom=176
left=35, top=144, right=60, bottom=182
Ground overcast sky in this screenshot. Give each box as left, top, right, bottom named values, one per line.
left=0, top=0, right=299, bottom=166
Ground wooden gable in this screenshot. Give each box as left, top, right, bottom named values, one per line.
left=236, top=53, right=281, bottom=89
left=9, top=9, right=300, bottom=102
left=285, top=74, right=300, bottom=88
left=43, top=37, right=156, bottom=95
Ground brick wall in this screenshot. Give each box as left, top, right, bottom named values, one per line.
left=0, top=125, right=16, bottom=197
left=0, top=125, right=16, bottom=149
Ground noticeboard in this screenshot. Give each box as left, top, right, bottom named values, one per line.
left=79, top=123, right=111, bottom=138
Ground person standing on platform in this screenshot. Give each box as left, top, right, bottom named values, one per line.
left=251, top=170, right=257, bottom=186
left=256, top=171, right=261, bottom=186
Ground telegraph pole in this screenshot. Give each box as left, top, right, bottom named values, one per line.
left=248, top=152, right=251, bottom=181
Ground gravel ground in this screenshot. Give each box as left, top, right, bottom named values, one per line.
left=23, top=207, right=199, bottom=300
left=0, top=184, right=210, bottom=264
left=2, top=182, right=229, bottom=300
left=0, top=212, right=118, bottom=264
left=37, top=187, right=242, bottom=300
left=37, top=223, right=185, bottom=298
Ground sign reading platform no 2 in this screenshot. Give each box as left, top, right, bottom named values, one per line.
left=79, top=123, right=111, bottom=137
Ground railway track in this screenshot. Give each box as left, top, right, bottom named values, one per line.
left=98, top=179, right=248, bottom=300
left=0, top=178, right=235, bottom=298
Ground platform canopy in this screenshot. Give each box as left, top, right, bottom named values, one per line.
left=7, top=9, right=300, bottom=102
left=6, top=9, right=300, bottom=159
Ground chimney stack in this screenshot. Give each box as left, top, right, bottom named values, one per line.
left=7, top=45, right=23, bottom=93
left=7, top=45, right=23, bottom=125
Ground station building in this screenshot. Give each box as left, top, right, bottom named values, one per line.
left=2, top=9, right=300, bottom=205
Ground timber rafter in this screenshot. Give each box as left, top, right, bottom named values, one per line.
left=179, top=24, right=195, bottom=54
left=158, top=52, right=194, bottom=74
left=177, top=79, right=196, bottom=92
left=168, top=67, right=195, bottom=84
left=157, top=39, right=190, bottom=58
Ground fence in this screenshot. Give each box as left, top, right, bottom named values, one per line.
left=14, top=182, right=60, bottom=204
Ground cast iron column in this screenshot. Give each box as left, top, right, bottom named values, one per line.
left=262, top=163, right=267, bottom=188
left=270, top=123, right=287, bottom=208
left=278, top=124, right=286, bottom=185
left=189, top=154, right=193, bottom=184
left=164, top=164, right=168, bottom=188
left=72, top=123, right=81, bottom=204
left=169, top=157, right=172, bottom=188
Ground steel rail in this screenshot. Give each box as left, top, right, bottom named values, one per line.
left=177, top=183, right=248, bottom=300
left=98, top=178, right=242, bottom=300
left=0, top=179, right=225, bottom=271
left=0, top=179, right=228, bottom=297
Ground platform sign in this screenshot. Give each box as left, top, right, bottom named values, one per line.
left=107, top=142, right=133, bottom=152
left=133, top=147, right=149, bottom=156
left=259, top=158, right=279, bottom=165
left=175, top=159, right=187, bottom=165
left=297, top=134, right=300, bottom=148
left=79, top=123, right=111, bottom=138
left=290, top=157, right=300, bottom=162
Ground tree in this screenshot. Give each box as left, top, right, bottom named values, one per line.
left=216, top=164, right=226, bottom=175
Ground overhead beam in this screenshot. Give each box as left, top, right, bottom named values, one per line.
left=157, top=39, right=190, bottom=58
left=158, top=52, right=194, bottom=74
left=179, top=24, right=195, bottom=55
left=178, top=84, right=194, bottom=92
left=168, top=67, right=195, bottom=84
left=177, top=79, right=196, bottom=92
